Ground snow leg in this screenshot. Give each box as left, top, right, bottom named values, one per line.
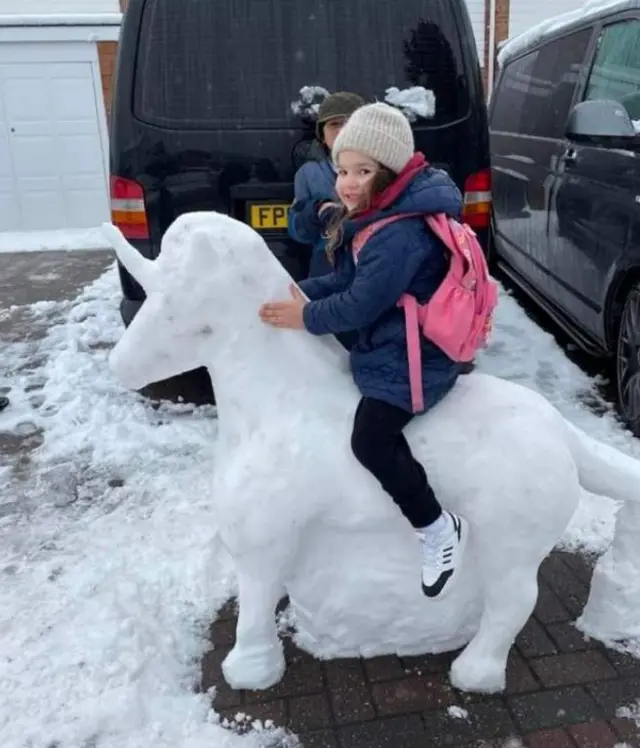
left=579, top=501, right=640, bottom=640
left=222, top=551, right=287, bottom=690
left=450, top=564, right=539, bottom=693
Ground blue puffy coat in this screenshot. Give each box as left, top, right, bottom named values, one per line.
left=288, top=158, right=337, bottom=277
left=300, top=154, right=463, bottom=414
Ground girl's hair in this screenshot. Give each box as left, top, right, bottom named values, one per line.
left=325, top=165, right=397, bottom=265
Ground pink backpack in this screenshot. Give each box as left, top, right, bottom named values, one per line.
left=352, top=212, right=498, bottom=413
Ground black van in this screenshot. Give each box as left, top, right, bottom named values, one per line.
left=110, top=0, right=490, bottom=397
left=490, top=0, right=640, bottom=436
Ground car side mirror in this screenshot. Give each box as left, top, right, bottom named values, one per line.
left=566, top=99, right=637, bottom=140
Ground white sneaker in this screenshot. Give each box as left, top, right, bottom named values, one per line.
left=417, top=511, right=468, bottom=598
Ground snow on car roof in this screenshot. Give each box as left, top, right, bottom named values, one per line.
left=497, top=0, right=640, bottom=67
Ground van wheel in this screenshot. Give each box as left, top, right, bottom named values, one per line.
left=616, top=282, right=640, bottom=437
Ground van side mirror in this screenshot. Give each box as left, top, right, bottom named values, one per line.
left=566, top=99, right=637, bottom=140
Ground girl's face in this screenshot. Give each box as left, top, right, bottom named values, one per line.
left=322, top=117, right=347, bottom=149
left=335, top=151, right=380, bottom=212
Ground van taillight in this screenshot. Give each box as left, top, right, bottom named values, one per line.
left=462, top=169, right=491, bottom=230
left=110, top=176, right=149, bottom=240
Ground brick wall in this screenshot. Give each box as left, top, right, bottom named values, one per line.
left=98, top=41, right=118, bottom=120
left=97, top=1, right=127, bottom=121
left=483, top=0, right=510, bottom=90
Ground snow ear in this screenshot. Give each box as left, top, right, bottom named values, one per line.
left=102, top=222, right=158, bottom=293
left=184, top=228, right=221, bottom=277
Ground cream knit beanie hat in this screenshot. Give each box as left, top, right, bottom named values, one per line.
left=331, top=102, right=415, bottom=174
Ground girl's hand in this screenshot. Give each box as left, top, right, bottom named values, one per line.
left=259, top=285, right=308, bottom=330
left=318, top=201, right=340, bottom=216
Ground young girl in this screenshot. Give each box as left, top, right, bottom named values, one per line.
left=288, top=91, right=364, bottom=278
left=260, top=102, right=466, bottom=599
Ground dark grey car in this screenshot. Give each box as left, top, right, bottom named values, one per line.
left=490, top=0, right=640, bottom=436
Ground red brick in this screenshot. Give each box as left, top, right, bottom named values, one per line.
left=244, top=661, right=324, bottom=703
left=364, top=655, right=406, bottom=682
left=371, top=676, right=456, bottom=716
left=526, top=727, right=574, bottom=748
left=299, top=730, right=339, bottom=748
left=324, top=659, right=376, bottom=723
left=209, top=619, right=236, bottom=647
left=517, top=617, right=558, bottom=658
left=507, top=650, right=541, bottom=694
left=287, top=693, right=332, bottom=732
left=97, top=41, right=118, bottom=120
left=611, top=716, right=640, bottom=746
left=530, top=651, right=617, bottom=688
left=569, top=721, right=619, bottom=747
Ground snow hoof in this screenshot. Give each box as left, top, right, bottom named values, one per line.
left=450, top=652, right=506, bottom=694
left=222, top=642, right=285, bottom=690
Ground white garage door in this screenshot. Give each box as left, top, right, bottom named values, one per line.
left=0, top=41, right=109, bottom=233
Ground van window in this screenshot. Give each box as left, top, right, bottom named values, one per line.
left=492, top=29, right=590, bottom=138
left=584, top=19, right=640, bottom=121
left=133, top=0, right=470, bottom=130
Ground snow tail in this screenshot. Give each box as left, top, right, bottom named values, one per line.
left=565, top=420, right=640, bottom=503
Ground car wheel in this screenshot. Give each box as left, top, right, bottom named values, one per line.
left=616, top=282, right=640, bottom=437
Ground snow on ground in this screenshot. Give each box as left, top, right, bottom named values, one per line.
left=0, top=267, right=294, bottom=748
left=1, top=260, right=639, bottom=747
left=0, top=228, right=114, bottom=254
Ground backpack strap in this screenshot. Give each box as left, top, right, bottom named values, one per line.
left=397, top=293, right=425, bottom=413
left=351, top=213, right=422, bottom=259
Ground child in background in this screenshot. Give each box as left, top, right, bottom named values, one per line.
left=288, top=92, right=364, bottom=278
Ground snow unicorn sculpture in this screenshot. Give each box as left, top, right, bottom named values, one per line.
left=102, top=212, right=640, bottom=694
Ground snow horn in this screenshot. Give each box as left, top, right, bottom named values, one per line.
left=102, top=222, right=157, bottom=292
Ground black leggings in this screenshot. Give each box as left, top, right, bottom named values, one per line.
left=351, top=397, right=442, bottom=528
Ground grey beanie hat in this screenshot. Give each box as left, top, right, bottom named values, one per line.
left=331, top=102, right=415, bottom=174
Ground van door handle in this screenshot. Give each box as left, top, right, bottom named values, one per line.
left=561, top=147, right=577, bottom=166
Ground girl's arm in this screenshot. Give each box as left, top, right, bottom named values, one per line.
left=299, top=268, right=349, bottom=301
left=302, top=222, right=429, bottom=335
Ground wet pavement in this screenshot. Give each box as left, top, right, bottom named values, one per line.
left=0, top=250, right=115, bottom=471
left=204, top=553, right=640, bottom=748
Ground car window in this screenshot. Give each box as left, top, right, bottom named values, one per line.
left=584, top=19, right=640, bottom=122
left=133, top=0, right=471, bottom=129
left=520, top=29, right=591, bottom=138
left=492, top=29, right=591, bottom=138
left=491, top=50, right=539, bottom=133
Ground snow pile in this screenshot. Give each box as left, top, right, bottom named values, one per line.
left=0, top=227, right=114, bottom=253
left=385, top=86, right=436, bottom=121
left=0, top=267, right=295, bottom=748
left=290, top=84, right=436, bottom=123
left=290, top=85, right=329, bottom=119
left=446, top=705, right=470, bottom=720
left=632, top=119, right=640, bottom=133
left=497, top=0, right=635, bottom=66
left=2, top=218, right=640, bottom=742
left=617, top=702, right=640, bottom=724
